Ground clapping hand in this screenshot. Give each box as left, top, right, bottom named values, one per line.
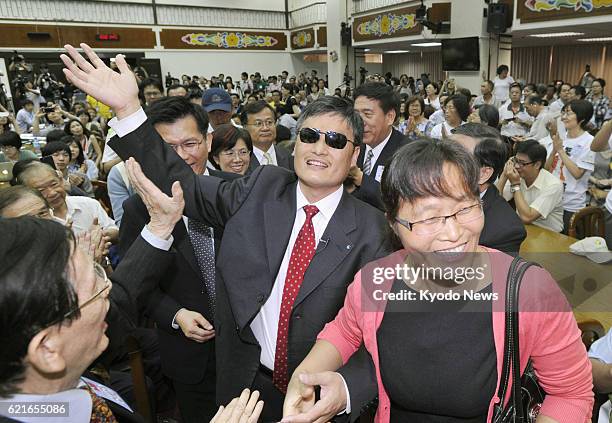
left=210, top=389, right=263, bottom=423
left=126, top=158, right=184, bottom=240
left=552, top=133, right=564, bottom=153
left=60, top=43, right=141, bottom=119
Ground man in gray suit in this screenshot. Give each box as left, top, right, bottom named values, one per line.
left=61, top=44, right=389, bottom=422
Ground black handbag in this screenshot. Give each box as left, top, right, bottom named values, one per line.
left=493, top=257, right=546, bottom=423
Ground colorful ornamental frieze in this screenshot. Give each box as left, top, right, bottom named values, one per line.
left=356, top=12, right=417, bottom=37
left=525, top=0, right=612, bottom=13
left=292, top=31, right=312, bottom=48
left=180, top=32, right=279, bottom=48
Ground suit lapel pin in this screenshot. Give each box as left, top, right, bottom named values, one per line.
left=346, top=244, right=352, bottom=250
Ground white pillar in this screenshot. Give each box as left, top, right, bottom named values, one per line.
left=326, top=1, right=349, bottom=91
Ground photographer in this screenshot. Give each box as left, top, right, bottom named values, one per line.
left=33, top=103, right=78, bottom=136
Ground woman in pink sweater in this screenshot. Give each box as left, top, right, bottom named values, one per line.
left=283, top=140, right=593, bottom=423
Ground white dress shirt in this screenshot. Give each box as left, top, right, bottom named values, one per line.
left=52, top=196, right=118, bottom=235
left=253, top=145, right=278, bottom=166
left=362, top=129, right=392, bottom=176
left=251, top=183, right=343, bottom=370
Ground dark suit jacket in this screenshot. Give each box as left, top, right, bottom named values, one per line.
left=353, top=128, right=408, bottom=210
left=110, top=121, right=390, bottom=412
left=100, top=235, right=174, bottom=368
left=479, top=184, right=527, bottom=254
left=247, top=144, right=293, bottom=173
left=119, top=169, right=238, bottom=384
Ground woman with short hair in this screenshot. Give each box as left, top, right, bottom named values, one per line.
left=424, top=82, right=441, bottom=111
left=284, top=139, right=593, bottom=423
left=586, top=78, right=609, bottom=130
left=64, top=118, right=102, bottom=167
left=0, top=131, right=37, bottom=163
left=429, top=95, right=470, bottom=139
left=399, top=96, right=434, bottom=140
left=210, top=124, right=253, bottom=175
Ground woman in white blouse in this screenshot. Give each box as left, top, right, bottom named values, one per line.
left=430, top=94, right=470, bottom=139
left=424, top=82, right=441, bottom=111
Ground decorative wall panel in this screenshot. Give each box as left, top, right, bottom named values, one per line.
left=353, top=6, right=421, bottom=42
left=518, top=0, right=612, bottom=23
left=160, top=29, right=288, bottom=50
left=290, top=28, right=316, bottom=49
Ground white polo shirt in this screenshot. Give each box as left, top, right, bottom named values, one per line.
left=503, top=169, right=564, bottom=232
left=53, top=196, right=118, bottom=235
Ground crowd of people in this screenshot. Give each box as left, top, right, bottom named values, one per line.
left=0, top=41, right=611, bottom=423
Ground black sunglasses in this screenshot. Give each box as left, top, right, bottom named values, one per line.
left=299, top=127, right=358, bottom=149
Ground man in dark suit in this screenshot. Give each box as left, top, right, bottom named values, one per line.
left=451, top=123, right=527, bottom=253
left=349, top=82, right=408, bottom=210
left=119, top=96, right=238, bottom=423
left=63, top=45, right=389, bottom=421
left=241, top=100, right=294, bottom=172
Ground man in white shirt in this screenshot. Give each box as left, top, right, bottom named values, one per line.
left=16, top=99, right=35, bottom=133
left=473, top=80, right=501, bottom=109
left=499, top=83, right=532, bottom=138
left=520, top=94, right=555, bottom=141
left=15, top=161, right=118, bottom=242
left=241, top=100, right=293, bottom=171
left=498, top=140, right=564, bottom=232
left=549, top=82, right=572, bottom=115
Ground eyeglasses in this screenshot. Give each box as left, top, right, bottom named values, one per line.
left=220, top=148, right=250, bottom=159
left=299, top=127, right=358, bottom=149
left=0, top=145, right=16, bottom=151
left=511, top=157, right=535, bottom=167
left=395, top=202, right=483, bottom=236
left=247, top=119, right=275, bottom=128
left=46, top=262, right=111, bottom=328
left=169, top=139, right=203, bottom=153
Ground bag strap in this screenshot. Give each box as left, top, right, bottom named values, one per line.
left=495, top=256, right=523, bottom=408
left=495, top=256, right=540, bottom=421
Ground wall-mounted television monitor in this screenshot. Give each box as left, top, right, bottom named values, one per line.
left=441, top=37, right=480, bottom=71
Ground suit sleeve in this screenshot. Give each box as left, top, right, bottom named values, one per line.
left=110, top=235, right=174, bottom=323
left=336, top=346, right=378, bottom=422
left=109, top=119, right=259, bottom=230
left=119, top=196, right=183, bottom=329
left=353, top=175, right=384, bottom=211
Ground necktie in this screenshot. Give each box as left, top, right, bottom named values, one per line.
left=83, top=384, right=118, bottom=423
left=273, top=205, right=319, bottom=393
left=363, top=149, right=374, bottom=175
left=263, top=151, right=274, bottom=166
left=187, top=218, right=216, bottom=317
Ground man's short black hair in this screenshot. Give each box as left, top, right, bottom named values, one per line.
left=139, top=77, right=163, bottom=93
left=571, top=85, right=586, bottom=99
left=240, top=100, right=277, bottom=125
left=42, top=141, right=72, bottom=161
left=22, top=99, right=33, bottom=107
left=516, top=139, right=547, bottom=169
left=525, top=94, right=544, bottom=106
left=167, top=83, right=187, bottom=95
left=46, top=129, right=67, bottom=144
left=497, top=64, right=509, bottom=75
left=0, top=217, right=79, bottom=396
left=0, top=131, right=22, bottom=150
left=594, top=78, right=606, bottom=88
left=453, top=122, right=507, bottom=184
left=296, top=96, right=364, bottom=146
left=146, top=96, right=209, bottom=135
left=477, top=104, right=500, bottom=129
left=353, top=82, right=400, bottom=121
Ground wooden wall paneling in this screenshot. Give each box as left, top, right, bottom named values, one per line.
left=317, top=26, right=327, bottom=47
left=429, top=2, right=451, bottom=22
left=58, top=26, right=156, bottom=49
left=0, top=24, right=61, bottom=48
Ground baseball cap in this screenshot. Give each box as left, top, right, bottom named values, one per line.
left=202, top=88, right=232, bottom=113
left=569, top=237, right=612, bottom=264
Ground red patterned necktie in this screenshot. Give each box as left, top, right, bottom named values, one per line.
left=82, top=384, right=118, bottom=423
left=273, top=205, right=319, bottom=393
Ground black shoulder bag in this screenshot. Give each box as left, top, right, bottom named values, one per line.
left=493, top=256, right=546, bottom=423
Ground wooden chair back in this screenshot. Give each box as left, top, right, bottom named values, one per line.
left=569, top=206, right=605, bottom=239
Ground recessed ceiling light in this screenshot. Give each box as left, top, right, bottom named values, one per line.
left=384, top=50, right=410, bottom=53
left=363, top=48, right=371, bottom=52
left=577, top=37, right=612, bottom=42
left=411, top=42, right=442, bottom=47
left=529, top=32, right=584, bottom=38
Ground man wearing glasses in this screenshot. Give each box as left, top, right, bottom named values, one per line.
left=497, top=140, right=564, bottom=232
left=60, top=44, right=387, bottom=422
left=118, top=95, right=239, bottom=423
left=240, top=100, right=293, bottom=172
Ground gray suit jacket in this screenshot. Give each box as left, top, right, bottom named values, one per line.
left=110, top=120, right=390, bottom=416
